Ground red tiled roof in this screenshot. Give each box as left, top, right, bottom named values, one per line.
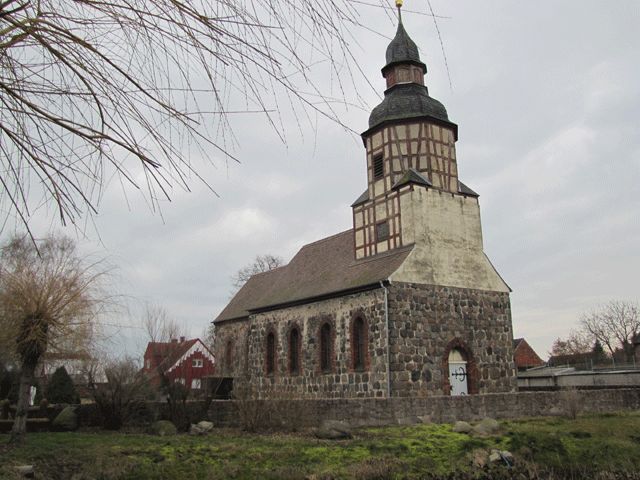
left=215, top=229, right=413, bottom=322
left=513, top=338, right=544, bottom=368
left=144, top=339, right=199, bottom=372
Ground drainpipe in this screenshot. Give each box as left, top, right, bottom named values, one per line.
left=380, top=281, right=392, bottom=398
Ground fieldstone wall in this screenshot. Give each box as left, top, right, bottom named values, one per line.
left=215, top=282, right=516, bottom=399
left=245, top=290, right=390, bottom=399
left=208, top=389, right=640, bottom=429
left=214, top=318, right=250, bottom=378
left=387, top=282, right=516, bottom=397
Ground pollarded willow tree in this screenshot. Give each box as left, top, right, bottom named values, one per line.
left=0, top=234, right=107, bottom=443
left=0, top=0, right=372, bottom=235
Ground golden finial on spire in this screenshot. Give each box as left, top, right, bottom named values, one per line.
left=396, top=0, right=403, bottom=22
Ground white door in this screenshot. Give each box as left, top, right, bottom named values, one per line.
left=448, top=349, right=468, bottom=396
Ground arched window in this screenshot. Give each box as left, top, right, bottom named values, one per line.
left=289, top=327, right=300, bottom=375
left=320, top=323, right=333, bottom=373
left=225, top=341, right=233, bottom=370
left=352, top=317, right=367, bottom=370
left=266, top=332, right=276, bottom=375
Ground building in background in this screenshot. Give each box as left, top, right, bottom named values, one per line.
left=513, top=338, right=545, bottom=372
left=142, top=337, right=216, bottom=391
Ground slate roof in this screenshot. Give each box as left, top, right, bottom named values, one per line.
left=215, top=230, right=413, bottom=322
left=458, top=181, right=479, bottom=197
left=351, top=189, right=369, bottom=207
left=384, top=21, right=426, bottom=73
left=392, top=168, right=432, bottom=190
left=368, top=83, right=451, bottom=130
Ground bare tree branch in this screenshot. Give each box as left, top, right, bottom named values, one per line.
left=231, top=253, right=284, bottom=292
left=580, top=300, right=639, bottom=360
left=0, top=0, right=373, bottom=235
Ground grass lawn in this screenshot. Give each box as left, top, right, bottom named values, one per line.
left=1, top=412, right=639, bottom=479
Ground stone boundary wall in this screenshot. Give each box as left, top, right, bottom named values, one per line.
left=208, top=389, right=640, bottom=428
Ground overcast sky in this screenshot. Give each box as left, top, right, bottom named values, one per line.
left=10, top=1, right=640, bottom=359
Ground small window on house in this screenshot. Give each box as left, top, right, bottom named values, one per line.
left=376, top=221, right=390, bottom=242
left=352, top=317, right=367, bottom=370
left=289, top=328, right=301, bottom=375
left=373, top=154, right=384, bottom=179
left=145, top=359, right=151, bottom=369
left=192, top=358, right=203, bottom=368
left=266, top=332, right=276, bottom=375
left=320, top=323, right=333, bottom=373
left=178, top=378, right=185, bottom=385
left=191, top=378, right=201, bottom=389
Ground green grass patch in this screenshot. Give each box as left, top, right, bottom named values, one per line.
left=1, top=412, right=639, bottom=479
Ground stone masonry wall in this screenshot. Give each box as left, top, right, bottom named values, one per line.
left=208, top=389, right=640, bottom=429
left=245, top=290, right=389, bottom=399
left=387, top=283, right=516, bottom=397
left=214, top=318, right=250, bottom=378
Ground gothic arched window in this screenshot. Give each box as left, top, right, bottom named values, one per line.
left=289, top=327, right=301, bottom=375
left=266, top=332, right=276, bottom=375
left=352, top=317, right=367, bottom=370
left=320, top=323, right=333, bottom=373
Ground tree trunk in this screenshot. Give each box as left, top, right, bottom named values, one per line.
left=9, top=358, right=37, bottom=444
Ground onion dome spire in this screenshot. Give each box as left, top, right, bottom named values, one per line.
left=383, top=1, right=426, bottom=75
left=365, top=3, right=456, bottom=138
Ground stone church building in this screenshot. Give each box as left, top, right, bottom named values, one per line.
left=214, top=13, right=517, bottom=399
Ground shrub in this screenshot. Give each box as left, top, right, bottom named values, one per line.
left=560, top=388, right=581, bottom=420
left=162, top=378, right=191, bottom=431
left=232, top=381, right=307, bottom=432
left=46, top=366, right=80, bottom=404
left=88, top=357, right=152, bottom=430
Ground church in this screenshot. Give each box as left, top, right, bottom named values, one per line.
left=213, top=6, right=517, bottom=399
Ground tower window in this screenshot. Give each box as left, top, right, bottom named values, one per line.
left=373, top=154, right=384, bottom=179
left=376, top=221, right=390, bottom=242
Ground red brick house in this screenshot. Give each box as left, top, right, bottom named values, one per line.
left=142, top=337, right=216, bottom=390
left=513, top=338, right=545, bottom=371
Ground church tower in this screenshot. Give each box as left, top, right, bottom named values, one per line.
left=352, top=5, right=509, bottom=295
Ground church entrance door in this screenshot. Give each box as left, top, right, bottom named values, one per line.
left=448, top=349, right=468, bottom=396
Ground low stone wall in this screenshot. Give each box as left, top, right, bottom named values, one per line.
left=208, top=389, right=640, bottom=429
